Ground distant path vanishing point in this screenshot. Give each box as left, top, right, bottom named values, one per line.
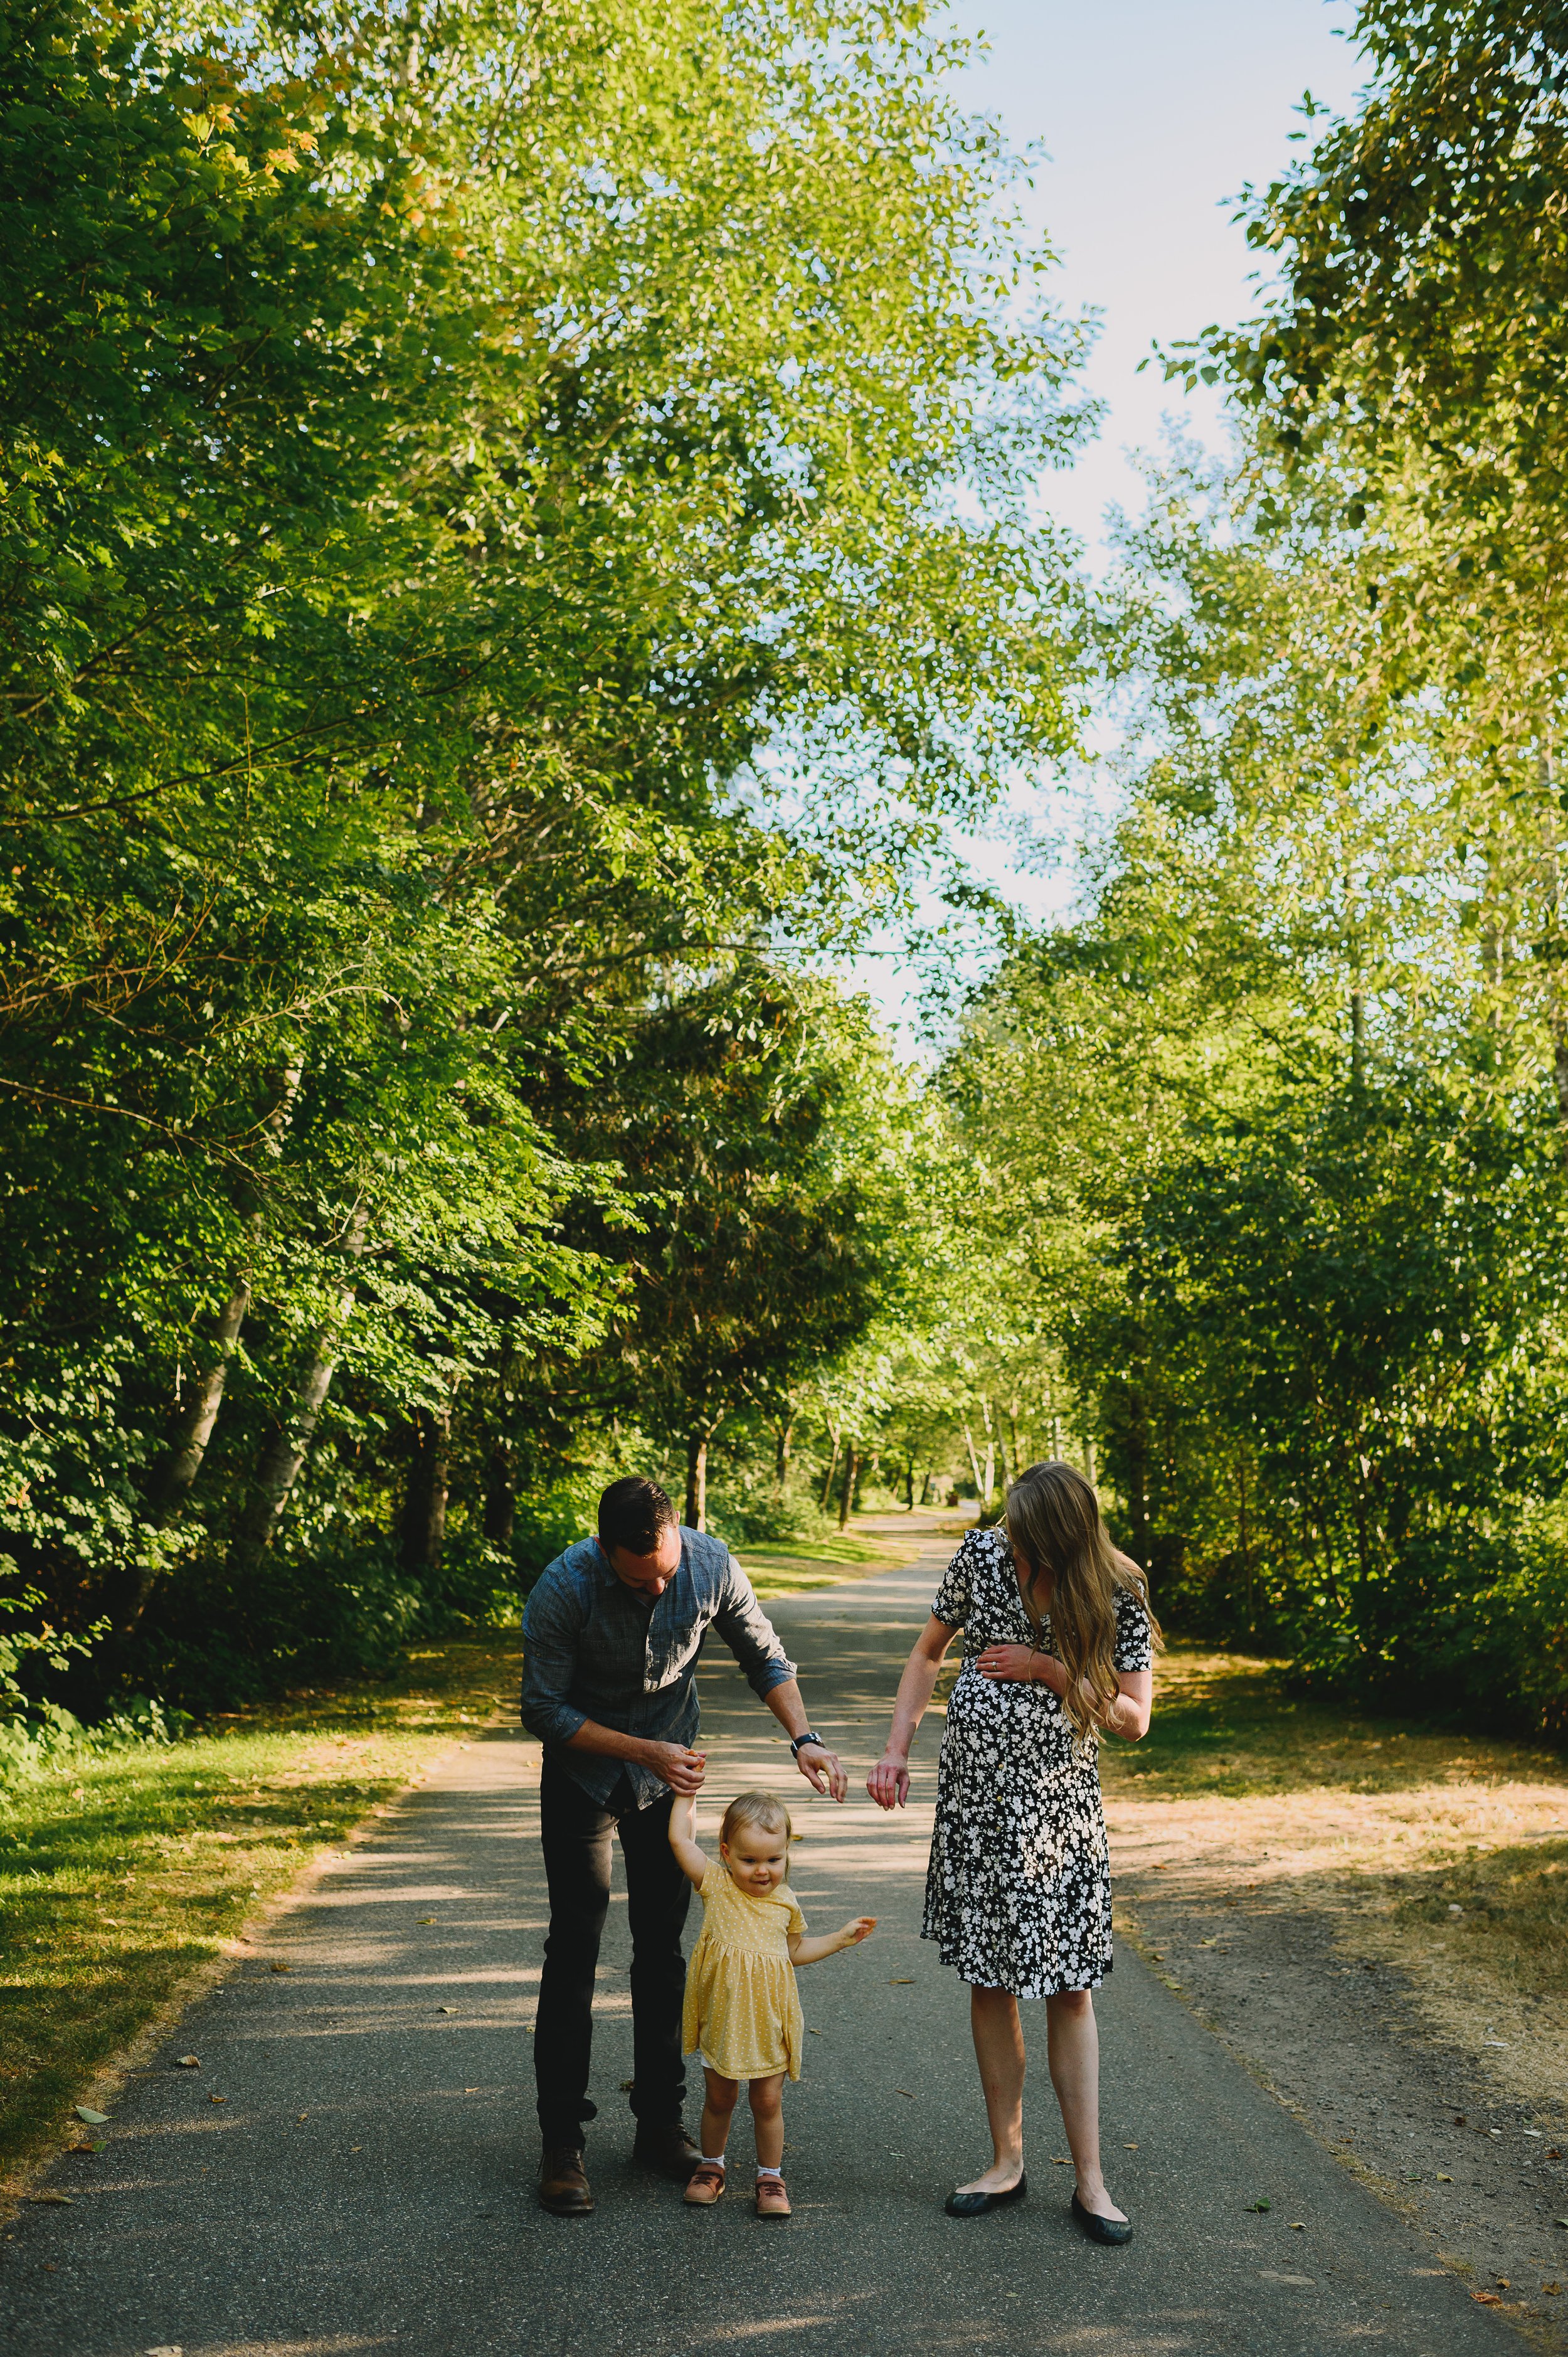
left=0, top=1535, right=1526, bottom=2356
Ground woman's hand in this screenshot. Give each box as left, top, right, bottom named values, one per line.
left=867, top=1753, right=909, bottom=1811
left=977, top=1644, right=1051, bottom=1684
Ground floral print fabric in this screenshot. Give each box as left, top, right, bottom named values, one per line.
left=921, top=1526, right=1153, bottom=1999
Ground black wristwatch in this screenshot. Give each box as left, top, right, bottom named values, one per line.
left=790, top=1731, right=828, bottom=1758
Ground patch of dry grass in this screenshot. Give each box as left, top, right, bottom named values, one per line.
left=0, top=1637, right=520, bottom=2185
left=1101, top=1644, right=1568, bottom=2108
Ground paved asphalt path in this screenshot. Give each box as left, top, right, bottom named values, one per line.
left=2, top=1538, right=1528, bottom=2357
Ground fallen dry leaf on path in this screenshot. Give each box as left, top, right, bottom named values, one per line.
left=28, top=2191, right=72, bottom=2204
left=174, top=2056, right=199, bottom=2068
left=74, top=2107, right=109, bottom=2124
left=208, top=2095, right=226, bottom=2105
left=269, top=1961, right=290, bottom=1974
left=887, top=1977, right=914, bottom=1985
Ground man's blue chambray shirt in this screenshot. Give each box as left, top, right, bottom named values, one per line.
left=519, top=1527, right=796, bottom=1807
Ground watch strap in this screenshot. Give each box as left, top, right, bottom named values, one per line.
left=789, top=1731, right=827, bottom=1758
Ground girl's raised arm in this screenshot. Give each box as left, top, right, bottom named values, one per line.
left=666, top=1790, right=709, bottom=1887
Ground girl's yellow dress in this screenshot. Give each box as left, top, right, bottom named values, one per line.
left=682, top=1866, right=806, bottom=2082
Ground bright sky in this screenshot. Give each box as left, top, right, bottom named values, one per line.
left=845, top=0, right=1368, bottom=1043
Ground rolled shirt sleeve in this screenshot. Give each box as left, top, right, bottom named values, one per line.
left=713, top=1555, right=795, bottom=1699
left=520, top=1575, right=590, bottom=1750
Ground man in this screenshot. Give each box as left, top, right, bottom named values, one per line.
left=519, top=1474, right=847, bottom=2216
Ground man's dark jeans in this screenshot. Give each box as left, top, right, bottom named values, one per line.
left=534, top=1755, right=692, bottom=2149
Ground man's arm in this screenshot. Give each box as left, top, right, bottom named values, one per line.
left=521, top=1572, right=707, bottom=1792
left=566, top=1717, right=708, bottom=1793
left=712, top=1558, right=848, bottom=1801
left=763, top=1678, right=848, bottom=1801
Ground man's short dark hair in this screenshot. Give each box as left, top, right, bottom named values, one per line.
left=598, top=1476, right=677, bottom=1558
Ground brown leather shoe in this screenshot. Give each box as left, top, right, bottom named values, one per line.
left=631, top=2120, right=701, bottom=2181
left=538, top=2144, right=593, bottom=2216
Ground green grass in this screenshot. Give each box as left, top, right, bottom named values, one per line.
left=0, top=1637, right=520, bottom=2184
left=1100, top=1644, right=1568, bottom=1804
left=736, top=1530, right=914, bottom=1594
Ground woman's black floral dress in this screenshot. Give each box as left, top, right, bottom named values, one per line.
left=921, top=1526, right=1153, bottom=1999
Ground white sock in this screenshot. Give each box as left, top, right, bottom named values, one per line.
left=756, top=2164, right=783, bottom=2179
left=702, top=2153, right=726, bottom=2168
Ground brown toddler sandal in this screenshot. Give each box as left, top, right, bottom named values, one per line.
left=755, top=2173, right=791, bottom=2218
left=683, top=2161, right=727, bottom=2206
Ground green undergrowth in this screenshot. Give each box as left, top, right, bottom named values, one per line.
left=1100, top=1644, right=1568, bottom=1804
left=0, top=1637, right=521, bottom=2184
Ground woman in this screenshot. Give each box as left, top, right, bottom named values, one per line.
left=867, top=1460, right=1157, bottom=2237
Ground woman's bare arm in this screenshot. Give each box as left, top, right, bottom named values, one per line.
left=975, top=1645, right=1152, bottom=1740
left=867, top=1616, right=958, bottom=1809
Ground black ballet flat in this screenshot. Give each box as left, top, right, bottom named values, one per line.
left=944, top=2173, right=1027, bottom=2217
left=1071, top=2190, right=1133, bottom=2245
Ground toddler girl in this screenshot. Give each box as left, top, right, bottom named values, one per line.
left=669, top=1787, right=875, bottom=2215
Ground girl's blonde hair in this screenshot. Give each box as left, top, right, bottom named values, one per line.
left=719, top=1789, right=793, bottom=1854
left=1004, top=1460, right=1162, bottom=1742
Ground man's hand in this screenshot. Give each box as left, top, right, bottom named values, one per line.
left=977, top=1643, right=1049, bottom=1685
left=866, top=1753, right=909, bottom=1811
left=793, top=1740, right=847, bottom=1802
left=642, top=1740, right=707, bottom=1794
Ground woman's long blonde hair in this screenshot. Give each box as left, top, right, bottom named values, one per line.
left=1004, top=1460, right=1161, bottom=1740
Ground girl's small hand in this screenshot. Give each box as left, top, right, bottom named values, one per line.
left=840, top=1916, right=877, bottom=1946
left=866, top=1754, right=909, bottom=1811
left=977, top=1644, right=1044, bottom=1684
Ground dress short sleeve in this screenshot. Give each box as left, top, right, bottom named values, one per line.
left=931, top=1531, right=978, bottom=1629
left=1112, top=1583, right=1154, bottom=1673
left=785, top=1892, right=805, bottom=1940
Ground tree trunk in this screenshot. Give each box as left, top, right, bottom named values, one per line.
left=149, top=1274, right=251, bottom=1524
left=1007, top=1397, right=1020, bottom=1484
left=993, top=1398, right=1012, bottom=1502
left=482, top=1443, right=516, bottom=1547
left=1084, top=1437, right=1097, bottom=1489
left=980, top=1397, right=996, bottom=1509
left=1126, top=1385, right=1150, bottom=1564
left=961, top=1419, right=984, bottom=1499
left=685, top=1430, right=708, bottom=1533
left=1051, top=1413, right=1064, bottom=1460
left=400, top=1401, right=452, bottom=1575
left=1551, top=998, right=1568, bottom=1168
left=146, top=1058, right=305, bottom=1539
left=818, top=1423, right=842, bottom=1510
left=837, top=1444, right=861, bottom=1531
left=904, top=1456, right=915, bottom=1510
left=774, top=1417, right=794, bottom=1497
left=919, top=1469, right=933, bottom=1507
left=228, top=1201, right=368, bottom=1575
